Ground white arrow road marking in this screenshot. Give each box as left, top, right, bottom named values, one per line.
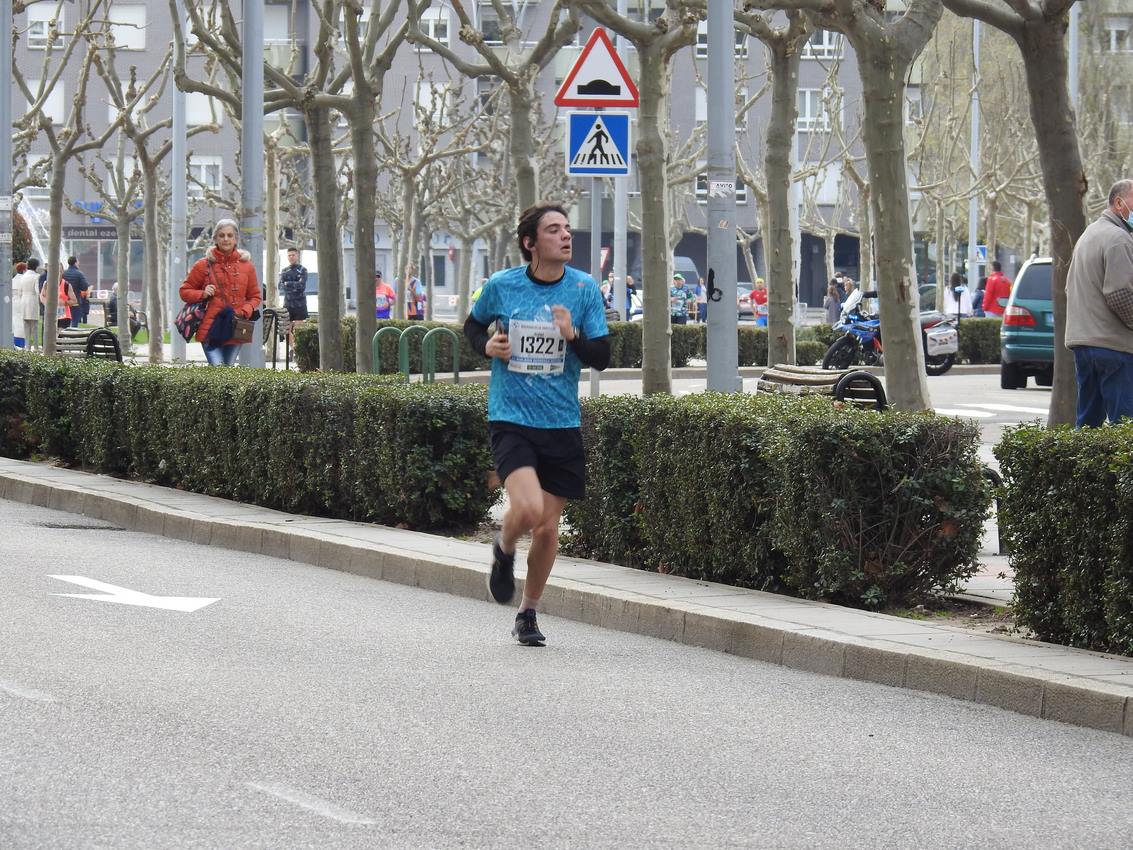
left=955, top=402, right=1050, bottom=415
left=0, top=679, right=56, bottom=702
left=246, top=783, right=379, bottom=825
left=933, top=407, right=996, bottom=418
left=48, top=575, right=219, bottom=613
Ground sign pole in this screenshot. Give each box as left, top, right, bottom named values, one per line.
left=590, top=176, right=602, bottom=397
left=706, top=0, right=739, bottom=391
left=613, top=0, right=629, bottom=321
left=0, top=0, right=13, bottom=350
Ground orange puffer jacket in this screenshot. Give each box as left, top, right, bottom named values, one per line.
left=179, top=246, right=262, bottom=343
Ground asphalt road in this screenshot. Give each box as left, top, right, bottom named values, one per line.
left=2, top=498, right=1131, bottom=850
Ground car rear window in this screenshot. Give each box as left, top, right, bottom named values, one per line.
left=1015, top=263, right=1051, bottom=300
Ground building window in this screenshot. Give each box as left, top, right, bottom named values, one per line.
left=1114, top=86, right=1132, bottom=126
left=25, top=79, right=65, bottom=125
left=695, top=21, right=748, bottom=59
left=479, top=2, right=503, bottom=44
left=187, top=155, right=222, bottom=198
left=186, top=93, right=224, bottom=127
left=695, top=174, right=747, bottom=205
left=803, top=29, right=842, bottom=60
left=264, top=4, right=291, bottom=44
left=695, top=87, right=748, bottom=129
left=108, top=4, right=147, bottom=51
left=419, top=7, right=450, bottom=49
left=1103, top=16, right=1132, bottom=53
left=26, top=2, right=63, bottom=50
left=797, top=88, right=832, bottom=132
left=905, top=85, right=924, bottom=125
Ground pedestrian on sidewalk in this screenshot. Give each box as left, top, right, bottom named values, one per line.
left=178, top=218, right=262, bottom=366
left=982, top=262, right=1012, bottom=318
left=1066, top=178, right=1133, bottom=427
left=463, top=202, right=610, bottom=646
left=14, top=261, right=41, bottom=350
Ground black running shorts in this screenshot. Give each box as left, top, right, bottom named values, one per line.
left=489, top=422, right=586, bottom=500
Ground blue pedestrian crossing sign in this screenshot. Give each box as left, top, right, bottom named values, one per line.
left=566, top=112, right=631, bottom=176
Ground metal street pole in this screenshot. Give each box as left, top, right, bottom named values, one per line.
left=169, top=0, right=187, bottom=361
left=589, top=177, right=602, bottom=396
left=0, top=0, right=13, bottom=350
left=706, top=0, right=738, bottom=392
left=967, top=20, right=981, bottom=290
left=239, top=0, right=266, bottom=367
left=613, top=0, right=628, bottom=321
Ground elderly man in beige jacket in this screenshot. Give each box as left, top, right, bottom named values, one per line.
left=1066, top=179, right=1133, bottom=427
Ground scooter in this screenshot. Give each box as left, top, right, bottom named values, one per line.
left=822, top=290, right=958, bottom=376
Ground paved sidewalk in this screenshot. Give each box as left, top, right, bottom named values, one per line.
left=1, top=456, right=1129, bottom=738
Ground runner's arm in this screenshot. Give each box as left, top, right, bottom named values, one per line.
left=568, top=332, right=610, bottom=371
left=463, top=314, right=492, bottom=357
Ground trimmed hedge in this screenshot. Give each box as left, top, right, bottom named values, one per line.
left=0, top=351, right=498, bottom=531
left=296, top=317, right=824, bottom=372
left=564, top=393, right=990, bottom=607
left=957, top=318, right=1002, bottom=364
left=996, top=424, right=1133, bottom=656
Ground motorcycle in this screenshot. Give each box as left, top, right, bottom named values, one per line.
left=821, top=290, right=958, bottom=376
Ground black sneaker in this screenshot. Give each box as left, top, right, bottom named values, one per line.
left=512, top=609, right=546, bottom=646
left=487, top=535, right=516, bottom=604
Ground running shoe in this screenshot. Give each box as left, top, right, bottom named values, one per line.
left=512, top=608, right=545, bottom=646
left=487, top=535, right=516, bottom=604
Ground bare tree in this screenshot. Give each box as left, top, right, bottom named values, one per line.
left=944, top=0, right=1086, bottom=426
left=12, top=0, right=132, bottom=355
left=573, top=0, right=699, bottom=396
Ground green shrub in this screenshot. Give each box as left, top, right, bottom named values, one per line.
left=0, top=353, right=33, bottom=458
left=808, top=323, right=841, bottom=349
left=996, top=424, right=1133, bottom=656
left=796, top=341, right=826, bottom=366
left=565, top=393, right=989, bottom=607
left=737, top=327, right=768, bottom=367
left=958, top=318, right=1002, bottom=364
left=0, top=352, right=498, bottom=532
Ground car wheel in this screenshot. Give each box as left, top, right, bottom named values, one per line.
left=822, top=336, right=859, bottom=370
left=1035, top=367, right=1053, bottom=388
left=1000, top=361, right=1025, bottom=390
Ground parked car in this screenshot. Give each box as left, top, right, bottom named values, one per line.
left=1000, top=256, right=1053, bottom=390
left=737, top=283, right=753, bottom=318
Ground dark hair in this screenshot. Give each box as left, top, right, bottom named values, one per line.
left=991, top=261, right=1001, bottom=272
left=27, top=258, right=40, bottom=271
left=950, top=272, right=962, bottom=287
left=287, top=247, right=298, bottom=254
left=516, top=202, right=568, bottom=262
left=67, top=256, right=77, bottom=266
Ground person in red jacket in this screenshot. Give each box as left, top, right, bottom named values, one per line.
left=982, top=261, right=1013, bottom=317
left=179, top=218, right=262, bottom=366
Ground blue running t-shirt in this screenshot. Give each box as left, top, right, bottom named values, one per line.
left=471, top=265, right=608, bottom=429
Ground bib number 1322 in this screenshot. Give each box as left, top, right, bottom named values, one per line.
left=508, top=319, right=566, bottom=375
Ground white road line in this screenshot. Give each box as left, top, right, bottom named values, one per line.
left=933, top=408, right=996, bottom=418
left=955, top=403, right=1049, bottom=415
left=0, top=679, right=56, bottom=702
left=246, top=782, right=379, bottom=825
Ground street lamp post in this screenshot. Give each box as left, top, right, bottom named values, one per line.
left=238, top=0, right=265, bottom=367
left=0, top=0, right=14, bottom=350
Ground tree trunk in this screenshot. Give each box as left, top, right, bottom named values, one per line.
left=636, top=43, right=673, bottom=395
left=351, top=114, right=378, bottom=372
left=395, top=179, right=415, bottom=318
left=41, top=159, right=69, bottom=355
left=985, top=193, right=998, bottom=269
left=509, top=84, right=539, bottom=213
left=855, top=43, right=930, bottom=410
left=1018, top=24, right=1087, bottom=428
left=934, top=201, right=946, bottom=307
left=306, top=104, right=344, bottom=372
left=143, top=164, right=163, bottom=363
left=457, top=235, right=474, bottom=321
left=1023, top=202, right=1034, bottom=258
left=265, top=143, right=279, bottom=307
left=116, top=217, right=132, bottom=355
left=764, top=39, right=801, bottom=366
left=857, top=184, right=872, bottom=289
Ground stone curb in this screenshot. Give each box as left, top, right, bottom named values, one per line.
left=434, top=364, right=1001, bottom=384
left=2, top=463, right=1128, bottom=739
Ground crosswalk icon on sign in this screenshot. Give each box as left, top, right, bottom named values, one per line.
left=566, top=113, right=631, bottom=176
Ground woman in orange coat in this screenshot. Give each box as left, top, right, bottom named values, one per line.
left=179, top=218, right=262, bottom=366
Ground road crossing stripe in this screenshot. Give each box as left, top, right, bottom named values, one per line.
left=933, top=408, right=995, bottom=418
left=0, top=679, right=56, bottom=702
left=246, top=782, right=379, bottom=825
left=955, top=403, right=1049, bottom=415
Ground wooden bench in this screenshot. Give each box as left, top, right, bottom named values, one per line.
left=261, top=307, right=293, bottom=370
left=55, top=327, right=124, bottom=363
left=758, top=364, right=887, bottom=411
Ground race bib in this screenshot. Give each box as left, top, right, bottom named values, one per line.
left=508, top=319, right=566, bottom=375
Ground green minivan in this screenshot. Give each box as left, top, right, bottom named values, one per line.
left=1000, top=257, right=1053, bottom=390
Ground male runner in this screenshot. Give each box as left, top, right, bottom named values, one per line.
left=463, top=203, right=610, bottom=645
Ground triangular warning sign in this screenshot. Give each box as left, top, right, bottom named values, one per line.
left=554, top=28, right=639, bottom=108
left=570, top=117, right=627, bottom=169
